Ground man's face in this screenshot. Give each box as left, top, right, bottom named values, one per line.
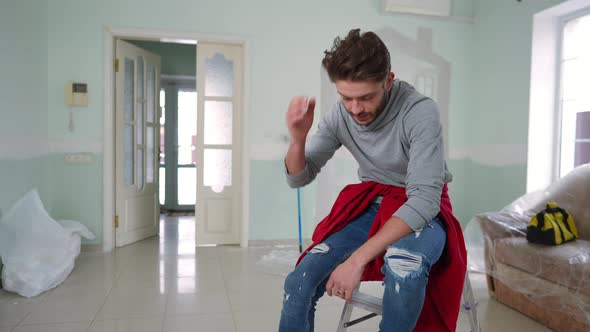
left=335, top=72, right=394, bottom=126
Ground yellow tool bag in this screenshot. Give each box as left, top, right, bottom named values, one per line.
left=527, top=202, right=579, bottom=245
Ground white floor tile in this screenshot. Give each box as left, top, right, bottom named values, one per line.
left=0, top=289, right=52, bottom=304
left=165, top=292, right=231, bottom=315
left=163, top=313, right=235, bottom=332
left=224, top=269, right=285, bottom=293
left=233, top=310, right=280, bottom=332
left=476, top=297, right=552, bottom=332
left=227, top=288, right=284, bottom=313
left=22, top=295, right=104, bottom=324
left=0, top=300, right=35, bottom=327
left=0, top=215, right=569, bottom=332
left=12, top=322, right=90, bottom=332
left=95, top=291, right=167, bottom=320
left=88, top=317, right=163, bottom=332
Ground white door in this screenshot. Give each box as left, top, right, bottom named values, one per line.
left=115, top=39, right=161, bottom=247
left=195, top=43, right=243, bottom=245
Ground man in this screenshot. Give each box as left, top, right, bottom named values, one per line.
left=278, top=29, right=466, bottom=332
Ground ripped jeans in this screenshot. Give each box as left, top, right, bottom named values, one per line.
left=278, top=203, right=446, bottom=332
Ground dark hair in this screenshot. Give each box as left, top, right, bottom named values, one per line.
left=322, top=29, right=391, bottom=83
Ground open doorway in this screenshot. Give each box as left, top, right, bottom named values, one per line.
left=123, top=40, right=198, bottom=214
left=123, top=39, right=198, bottom=250
left=159, top=76, right=197, bottom=213
left=102, top=28, right=249, bottom=252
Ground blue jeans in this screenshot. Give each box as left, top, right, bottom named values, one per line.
left=278, top=204, right=446, bottom=332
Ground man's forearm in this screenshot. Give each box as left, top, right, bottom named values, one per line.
left=348, top=216, right=413, bottom=267
left=285, top=141, right=306, bottom=174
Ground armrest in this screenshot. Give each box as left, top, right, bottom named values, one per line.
left=477, top=211, right=528, bottom=241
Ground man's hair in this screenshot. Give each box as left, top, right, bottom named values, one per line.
left=322, top=29, right=391, bottom=83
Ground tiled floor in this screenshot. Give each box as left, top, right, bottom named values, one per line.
left=0, top=216, right=552, bottom=331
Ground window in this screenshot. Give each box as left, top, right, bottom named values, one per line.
left=527, top=1, right=590, bottom=192
left=558, top=13, right=590, bottom=177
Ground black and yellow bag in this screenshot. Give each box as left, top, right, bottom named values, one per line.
left=527, top=202, right=579, bottom=245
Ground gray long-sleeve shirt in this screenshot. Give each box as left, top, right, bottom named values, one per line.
left=286, top=79, right=453, bottom=231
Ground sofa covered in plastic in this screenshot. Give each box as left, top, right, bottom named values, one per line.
left=470, top=164, right=590, bottom=332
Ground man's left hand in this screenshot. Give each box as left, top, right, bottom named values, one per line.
left=326, top=259, right=364, bottom=303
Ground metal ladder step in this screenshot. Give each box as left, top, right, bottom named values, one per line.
left=349, top=290, right=383, bottom=316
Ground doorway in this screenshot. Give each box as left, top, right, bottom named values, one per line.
left=102, top=28, right=249, bottom=252
left=159, top=77, right=198, bottom=212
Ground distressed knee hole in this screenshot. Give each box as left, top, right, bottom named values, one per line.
left=309, top=243, right=330, bottom=254
left=385, top=247, right=425, bottom=278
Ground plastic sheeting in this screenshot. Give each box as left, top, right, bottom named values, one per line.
left=0, top=189, right=95, bottom=297
left=256, top=249, right=300, bottom=277
left=465, top=163, right=590, bottom=327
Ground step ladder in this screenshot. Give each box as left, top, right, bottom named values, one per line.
left=336, top=272, right=480, bottom=331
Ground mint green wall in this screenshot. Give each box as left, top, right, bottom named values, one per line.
left=469, top=0, right=564, bottom=145
left=454, top=0, right=475, bottom=18
left=453, top=0, right=566, bottom=224
left=0, top=0, right=47, bottom=139
left=249, top=161, right=305, bottom=240
left=4, top=0, right=572, bottom=244
left=0, top=0, right=49, bottom=214
left=125, top=40, right=196, bottom=77
left=0, top=159, right=49, bottom=215
left=38, top=0, right=477, bottom=242
left=44, top=155, right=103, bottom=245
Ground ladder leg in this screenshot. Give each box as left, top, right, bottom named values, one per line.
left=462, top=272, right=481, bottom=332
left=337, top=301, right=354, bottom=332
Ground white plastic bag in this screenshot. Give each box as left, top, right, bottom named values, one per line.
left=0, top=189, right=95, bottom=297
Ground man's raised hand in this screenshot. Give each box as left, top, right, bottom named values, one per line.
left=286, top=96, right=315, bottom=144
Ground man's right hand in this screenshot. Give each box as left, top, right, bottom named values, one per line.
left=286, top=96, right=316, bottom=144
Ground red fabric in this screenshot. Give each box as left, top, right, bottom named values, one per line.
left=296, top=181, right=467, bottom=332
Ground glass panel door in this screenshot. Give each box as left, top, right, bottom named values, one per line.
left=195, top=43, right=242, bottom=245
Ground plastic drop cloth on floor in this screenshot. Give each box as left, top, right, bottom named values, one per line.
left=256, top=248, right=301, bottom=277
left=0, top=189, right=95, bottom=297
left=465, top=164, right=590, bottom=327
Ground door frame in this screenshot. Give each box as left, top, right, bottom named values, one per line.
left=102, top=26, right=251, bottom=252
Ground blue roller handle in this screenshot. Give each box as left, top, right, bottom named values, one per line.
left=297, top=188, right=303, bottom=253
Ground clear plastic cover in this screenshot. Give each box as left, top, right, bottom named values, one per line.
left=465, top=164, right=590, bottom=329
left=256, top=249, right=300, bottom=277
left=0, top=189, right=95, bottom=297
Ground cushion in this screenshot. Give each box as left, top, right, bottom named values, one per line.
left=494, top=237, right=590, bottom=297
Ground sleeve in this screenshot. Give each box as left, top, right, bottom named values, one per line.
left=285, top=110, right=342, bottom=188
left=393, top=99, right=446, bottom=231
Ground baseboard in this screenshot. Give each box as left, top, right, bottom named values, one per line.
left=81, top=244, right=103, bottom=252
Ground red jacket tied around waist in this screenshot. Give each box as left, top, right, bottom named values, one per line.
left=296, top=181, right=467, bottom=332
